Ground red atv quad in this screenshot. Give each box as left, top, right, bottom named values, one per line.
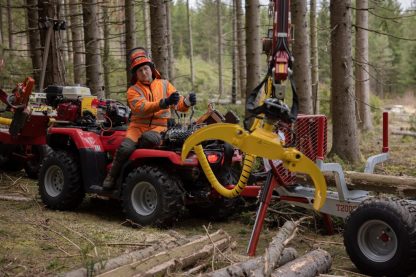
left=38, top=87, right=241, bottom=226
left=0, top=77, right=52, bottom=179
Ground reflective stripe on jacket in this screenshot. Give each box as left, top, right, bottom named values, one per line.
left=127, top=79, right=189, bottom=128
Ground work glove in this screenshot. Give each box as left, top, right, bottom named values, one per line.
left=184, top=92, right=197, bottom=107
left=159, top=92, right=180, bottom=108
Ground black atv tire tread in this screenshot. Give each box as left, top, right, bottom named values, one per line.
left=122, top=165, right=185, bottom=227
left=25, top=145, right=53, bottom=179
left=343, top=196, right=416, bottom=277
left=39, top=151, right=85, bottom=210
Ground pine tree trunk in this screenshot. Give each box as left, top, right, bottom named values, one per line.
left=231, top=0, right=238, bottom=104
left=38, top=0, right=65, bottom=88
left=355, top=0, right=372, bottom=130
left=0, top=4, right=3, bottom=44
left=291, top=0, right=312, bottom=114
left=330, top=0, right=360, bottom=164
left=7, top=0, right=12, bottom=50
left=166, top=0, right=174, bottom=80
left=236, top=0, right=246, bottom=99
left=63, top=0, right=73, bottom=76
left=82, top=0, right=104, bottom=98
left=125, top=0, right=136, bottom=86
left=69, top=0, right=83, bottom=85
left=186, top=0, right=195, bottom=91
left=245, top=0, right=261, bottom=117
left=58, top=0, right=68, bottom=65
left=102, top=5, right=111, bottom=98
left=217, top=0, right=223, bottom=99
left=143, top=0, right=151, bottom=51
left=150, top=0, right=169, bottom=78
left=26, top=0, right=42, bottom=89
left=310, top=0, right=319, bottom=114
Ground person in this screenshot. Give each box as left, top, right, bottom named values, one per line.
left=103, top=47, right=196, bottom=189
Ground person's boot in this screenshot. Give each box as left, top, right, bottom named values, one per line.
left=102, top=174, right=115, bottom=190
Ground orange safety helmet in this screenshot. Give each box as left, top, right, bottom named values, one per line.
left=128, top=47, right=161, bottom=84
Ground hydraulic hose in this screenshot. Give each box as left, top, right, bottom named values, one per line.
left=194, top=144, right=255, bottom=198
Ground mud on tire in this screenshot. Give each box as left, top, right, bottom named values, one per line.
left=343, top=197, right=416, bottom=277
left=122, top=165, right=185, bottom=227
left=39, top=151, right=85, bottom=210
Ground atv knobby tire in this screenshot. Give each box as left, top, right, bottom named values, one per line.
left=343, top=197, right=416, bottom=277
left=39, top=151, right=85, bottom=210
left=122, top=165, right=185, bottom=227
left=25, top=145, right=53, bottom=179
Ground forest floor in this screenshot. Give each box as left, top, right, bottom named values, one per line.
left=0, top=102, right=415, bottom=277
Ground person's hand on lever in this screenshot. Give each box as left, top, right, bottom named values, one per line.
left=159, top=92, right=180, bottom=108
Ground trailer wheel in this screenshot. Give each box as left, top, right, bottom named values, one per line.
left=122, top=166, right=185, bottom=227
left=25, top=145, right=53, bottom=179
left=344, top=197, right=416, bottom=277
left=39, top=151, right=84, bottom=210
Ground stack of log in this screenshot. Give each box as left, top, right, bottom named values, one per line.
left=64, top=220, right=332, bottom=277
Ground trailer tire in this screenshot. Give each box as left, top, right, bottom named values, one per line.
left=344, top=197, right=416, bottom=277
left=122, top=166, right=185, bottom=227
left=39, top=151, right=84, bottom=210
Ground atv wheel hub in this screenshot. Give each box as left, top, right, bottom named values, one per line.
left=44, top=165, right=64, bottom=197
left=131, top=181, right=158, bottom=216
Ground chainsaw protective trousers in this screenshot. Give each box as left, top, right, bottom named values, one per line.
left=109, top=137, right=136, bottom=178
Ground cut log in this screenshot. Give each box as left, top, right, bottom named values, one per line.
left=97, top=229, right=231, bottom=277
left=204, top=247, right=297, bottom=277
left=64, top=235, right=190, bottom=277
left=271, top=249, right=332, bottom=277
left=0, top=194, right=31, bottom=202
left=392, top=130, right=416, bottom=137
left=298, top=171, right=416, bottom=197
left=205, top=220, right=299, bottom=277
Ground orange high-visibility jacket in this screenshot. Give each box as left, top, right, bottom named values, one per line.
left=126, top=79, right=189, bottom=142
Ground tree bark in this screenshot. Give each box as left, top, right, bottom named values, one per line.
left=69, top=0, right=84, bottom=85
left=166, top=0, right=174, bottom=80
left=26, top=0, right=42, bottom=89
left=205, top=247, right=297, bottom=277
left=125, top=0, right=136, bottom=86
left=82, top=0, right=104, bottom=98
left=270, top=249, right=332, bottom=277
left=322, top=171, right=416, bottom=197
left=63, top=0, right=73, bottom=73
left=186, top=0, right=195, bottom=91
left=245, top=0, right=261, bottom=117
left=291, top=0, right=312, bottom=114
left=355, top=0, right=373, bottom=130
left=58, top=0, right=68, bottom=64
left=102, top=5, right=111, bottom=98
left=236, top=0, right=246, bottom=99
left=7, top=0, right=12, bottom=50
left=150, top=0, right=169, bottom=78
left=310, top=0, right=319, bottom=114
left=217, top=0, right=223, bottom=99
left=64, top=234, right=191, bottom=277
left=143, top=0, right=151, bottom=51
left=96, top=230, right=231, bottom=277
left=329, top=0, right=360, bottom=163
left=0, top=4, right=3, bottom=44
left=38, top=0, right=65, bottom=88
left=231, top=0, right=237, bottom=104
